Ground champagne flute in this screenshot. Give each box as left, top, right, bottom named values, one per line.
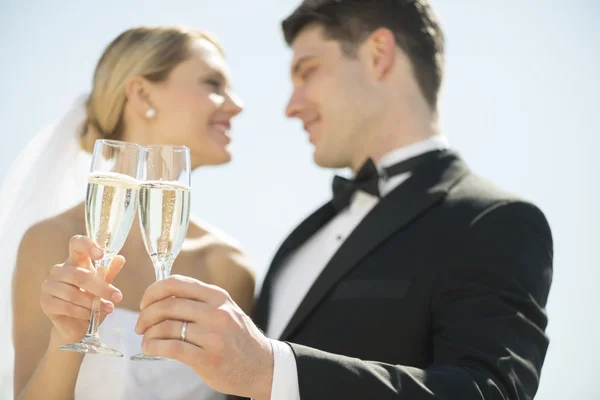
left=131, top=144, right=191, bottom=361
left=59, top=139, right=142, bottom=356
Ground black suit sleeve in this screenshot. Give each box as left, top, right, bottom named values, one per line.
left=288, top=201, right=553, bottom=400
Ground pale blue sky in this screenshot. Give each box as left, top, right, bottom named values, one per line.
left=0, top=1, right=598, bottom=399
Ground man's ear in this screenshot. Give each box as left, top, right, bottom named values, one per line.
left=365, top=27, right=396, bottom=81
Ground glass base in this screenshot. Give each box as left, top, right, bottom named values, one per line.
left=130, top=353, right=167, bottom=361
left=58, top=335, right=123, bottom=357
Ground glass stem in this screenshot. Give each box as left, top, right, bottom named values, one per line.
left=154, top=255, right=174, bottom=281
left=86, top=256, right=112, bottom=339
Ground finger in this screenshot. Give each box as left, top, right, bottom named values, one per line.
left=135, top=298, right=210, bottom=334
left=41, top=293, right=114, bottom=320
left=42, top=279, right=93, bottom=309
left=140, top=275, right=227, bottom=311
left=67, top=235, right=103, bottom=268
left=41, top=279, right=116, bottom=311
left=141, top=321, right=226, bottom=355
left=142, top=339, right=202, bottom=365
left=105, top=255, right=126, bottom=284
left=58, top=266, right=122, bottom=303
left=141, top=320, right=202, bottom=344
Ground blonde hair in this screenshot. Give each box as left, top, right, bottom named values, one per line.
left=82, top=25, right=223, bottom=150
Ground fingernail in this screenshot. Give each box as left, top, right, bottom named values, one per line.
left=91, top=247, right=103, bottom=259
left=111, top=291, right=123, bottom=302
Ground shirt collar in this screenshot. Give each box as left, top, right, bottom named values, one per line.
left=377, top=135, right=450, bottom=170
left=346, top=135, right=450, bottom=211
left=377, top=135, right=450, bottom=197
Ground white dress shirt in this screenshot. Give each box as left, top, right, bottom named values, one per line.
left=266, top=136, right=450, bottom=400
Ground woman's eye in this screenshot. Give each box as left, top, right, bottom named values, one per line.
left=205, top=79, right=222, bottom=91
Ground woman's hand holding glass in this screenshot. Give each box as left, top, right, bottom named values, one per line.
left=40, top=236, right=125, bottom=344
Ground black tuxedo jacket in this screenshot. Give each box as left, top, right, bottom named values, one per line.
left=252, top=151, right=553, bottom=400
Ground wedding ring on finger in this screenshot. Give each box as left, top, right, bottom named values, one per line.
left=180, top=321, right=188, bottom=342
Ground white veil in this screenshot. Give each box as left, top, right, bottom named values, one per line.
left=0, top=94, right=91, bottom=399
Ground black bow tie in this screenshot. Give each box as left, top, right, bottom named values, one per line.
left=331, top=150, right=442, bottom=212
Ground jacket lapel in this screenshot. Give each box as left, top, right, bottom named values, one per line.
left=278, top=151, right=469, bottom=340
left=253, top=202, right=336, bottom=331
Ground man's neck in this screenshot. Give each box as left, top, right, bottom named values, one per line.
left=350, top=129, right=440, bottom=173
left=349, top=104, right=439, bottom=173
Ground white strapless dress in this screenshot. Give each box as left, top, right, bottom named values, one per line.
left=75, top=308, right=224, bottom=400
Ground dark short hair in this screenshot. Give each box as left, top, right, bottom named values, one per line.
left=282, top=0, right=444, bottom=109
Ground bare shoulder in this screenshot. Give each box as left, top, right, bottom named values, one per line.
left=182, top=216, right=256, bottom=313
left=13, top=205, right=83, bottom=338
left=12, top=207, right=84, bottom=396
left=185, top=214, right=241, bottom=245
left=16, top=203, right=84, bottom=273
left=183, top=215, right=254, bottom=278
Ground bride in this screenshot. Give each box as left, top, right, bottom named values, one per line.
left=0, top=25, right=255, bottom=400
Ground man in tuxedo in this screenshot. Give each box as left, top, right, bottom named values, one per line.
left=132, top=1, right=554, bottom=399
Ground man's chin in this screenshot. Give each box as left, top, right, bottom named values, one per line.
left=313, top=148, right=346, bottom=170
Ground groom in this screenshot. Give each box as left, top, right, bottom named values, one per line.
left=132, top=1, right=554, bottom=399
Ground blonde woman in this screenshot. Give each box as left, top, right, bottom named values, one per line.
left=5, top=26, right=254, bottom=400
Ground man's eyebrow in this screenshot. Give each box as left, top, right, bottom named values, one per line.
left=291, top=55, right=317, bottom=76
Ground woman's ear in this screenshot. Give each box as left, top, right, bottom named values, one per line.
left=125, top=77, right=156, bottom=118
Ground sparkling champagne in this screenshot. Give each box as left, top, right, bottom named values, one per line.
left=85, top=171, right=140, bottom=261
left=138, top=181, right=191, bottom=274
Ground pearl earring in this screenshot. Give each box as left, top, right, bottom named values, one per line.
left=145, top=108, right=156, bottom=119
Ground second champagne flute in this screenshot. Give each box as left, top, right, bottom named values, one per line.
left=131, top=144, right=192, bottom=361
